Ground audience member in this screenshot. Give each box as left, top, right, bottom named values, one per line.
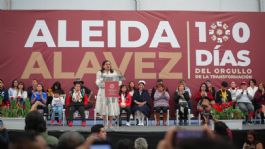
left=116, top=138, right=134, bottom=149
left=236, top=81, right=254, bottom=123
left=206, top=80, right=216, bottom=100
left=0, top=122, right=9, bottom=149
left=195, top=83, right=214, bottom=124
left=128, top=81, right=137, bottom=96
left=25, top=111, right=58, bottom=147
left=132, top=80, right=150, bottom=126
left=134, top=137, right=148, bottom=149
left=154, top=83, right=170, bottom=126
left=254, top=82, right=265, bottom=124
left=242, top=130, right=263, bottom=149
left=175, top=83, right=190, bottom=125
left=30, top=83, right=47, bottom=112
left=66, top=80, right=89, bottom=127
left=91, top=124, right=107, bottom=141
left=50, top=90, right=64, bottom=125
left=215, top=81, right=232, bottom=104
left=57, top=131, right=85, bottom=149
left=47, top=81, right=65, bottom=105
left=0, top=79, right=9, bottom=107
left=214, top=121, right=233, bottom=141
left=247, top=79, right=258, bottom=99
left=228, top=81, right=238, bottom=102
left=27, top=79, right=38, bottom=99
left=8, top=79, right=18, bottom=100
left=118, top=84, right=132, bottom=126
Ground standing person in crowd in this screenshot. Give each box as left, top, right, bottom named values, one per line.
left=195, top=83, right=214, bottom=124
left=118, top=85, right=132, bottom=126
left=242, top=130, right=263, bottom=149
left=0, top=79, right=9, bottom=107
left=27, top=79, right=38, bottom=99
left=25, top=111, right=58, bottom=148
left=50, top=90, right=64, bottom=125
left=175, top=83, right=190, bottom=125
left=66, top=80, right=89, bottom=127
left=247, top=79, right=258, bottom=99
left=116, top=138, right=134, bottom=149
left=132, top=80, right=150, bottom=126
left=128, top=81, right=137, bottom=97
left=228, top=81, right=238, bottom=102
left=15, top=81, right=28, bottom=107
left=95, top=60, right=121, bottom=128
left=91, top=124, right=107, bottom=141
left=214, top=121, right=233, bottom=141
left=0, top=121, right=9, bottom=149
left=134, top=137, right=148, bottom=149
left=57, top=131, right=85, bottom=149
left=215, top=81, right=232, bottom=104
left=236, top=81, right=254, bottom=124
left=8, top=79, right=18, bottom=100
left=254, top=82, right=265, bottom=124
left=47, top=81, right=65, bottom=106
left=154, top=83, right=170, bottom=126
left=30, top=83, right=47, bottom=112
left=206, top=80, right=216, bottom=100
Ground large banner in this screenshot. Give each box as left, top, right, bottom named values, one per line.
left=0, top=10, right=265, bottom=95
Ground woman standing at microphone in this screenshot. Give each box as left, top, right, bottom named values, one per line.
left=95, top=60, right=122, bottom=128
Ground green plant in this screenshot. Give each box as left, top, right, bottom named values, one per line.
left=211, top=102, right=244, bottom=120
left=1, top=98, right=31, bottom=118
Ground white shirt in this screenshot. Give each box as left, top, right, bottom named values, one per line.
left=247, top=86, right=258, bottom=99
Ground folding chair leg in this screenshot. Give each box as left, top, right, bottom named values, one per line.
left=167, top=110, right=170, bottom=126
left=176, top=110, right=179, bottom=126
left=188, top=109, right=191, bottom=125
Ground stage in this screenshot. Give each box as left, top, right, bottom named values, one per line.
left=4, top=118, right=265, bottom=149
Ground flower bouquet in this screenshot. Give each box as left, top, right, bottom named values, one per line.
left=211, top=101, right=244, bottom=120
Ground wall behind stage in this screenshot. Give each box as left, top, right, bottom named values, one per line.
left=0, top=10, right=265, bottom=95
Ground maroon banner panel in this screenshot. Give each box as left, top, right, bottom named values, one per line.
left=0, top=10, right=265, bottom=94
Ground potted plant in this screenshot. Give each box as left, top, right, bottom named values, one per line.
left=211, top=101, right=244, bottom=130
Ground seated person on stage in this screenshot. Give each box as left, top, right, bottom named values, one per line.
left=128, top=81, right=137, bottom=96
left=30, top=83, right=47, bottom=112
left=14, top=81, right=28, bottom=108
left=0, top=79, right=9, bottom=108
left=132, top=80, right=150, bottom=126
left=236, top=81, right=254, bottom=124
left=8, top=79, right=18, bottom=100
left=254, top=82, right=265, bottom=124
left=175, top=83, right=190, bottom=125
left=215, top=81, right=232, bottom=104
left=66, top=80, right=89, bottom=127
left=176, top=80, right=193, bottom=117
left=228, top=81, right=238, bottom=102
left=154, top=83, right=170, bottom=126
left=70, top=78, right=91, bottom=97
left=50, top=90, right=65, bottom=125
left=205, top=80, right=216, bottom=100
left=118, top=84, right=132, bottom=126
left=47, top=81, right=65, bottom=106
left=195, top=83, right=214, bottom=124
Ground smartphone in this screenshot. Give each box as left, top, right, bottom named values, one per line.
left=90, top=140, right=112, bottom=149
left=172, top=130, right=207, bottom=147
left=90, top=144, right=111, bottom=149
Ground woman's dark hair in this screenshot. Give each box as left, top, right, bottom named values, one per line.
left=128, top=81, right=136, bottom=91
left=249, top=79, right=257, bottom=86
left=246, top=130, right=259, bottom=145
left=25, top=111, right=47, bottom=133
left=214, top=121, right=232, bottom=140
left=200, top=83, right=209, bottom=92
left=11, top=79, right=18, bottom=88
left=119, top=85, right=129, bottom=97
left=18, top=81, right=25, bottom=91
left=100, top=60, right=114, bottom=73
left=51, top=81, right=64, bottom=94
left=116, top=138, right=134, bottom=149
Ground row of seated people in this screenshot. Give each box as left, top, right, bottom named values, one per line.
left=0, top=78, right=265, bottom=126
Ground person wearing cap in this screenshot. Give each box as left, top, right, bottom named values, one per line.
left=132, top=80, right=150, bottom=126
left=215, top=81, right=232, bottom=104
left=70, top=78, right=91, bottom=97
left=66, top=80, right=89, bottom=127
left=95, top=60, right=122, bottom=128
left=236, top=81, right=254, bottom=124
